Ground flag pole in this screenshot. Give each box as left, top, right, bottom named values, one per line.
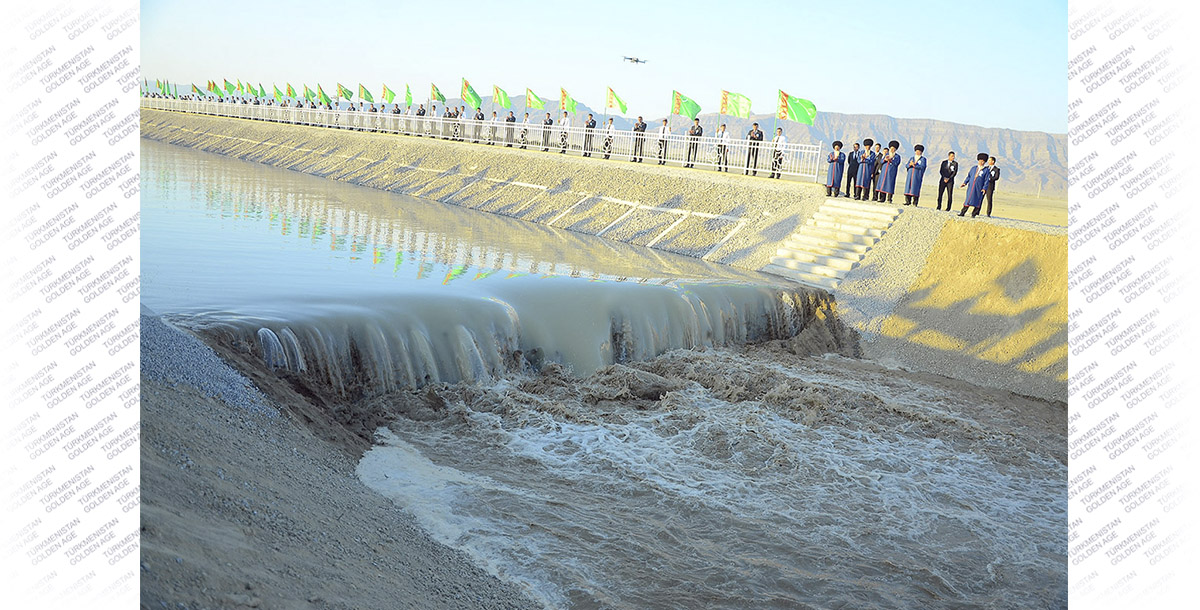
left=603, top=87, right=608, bottom=128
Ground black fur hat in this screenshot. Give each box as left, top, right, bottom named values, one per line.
left=888, top=140, right=900, bottom=149
left=977, top=152, right=989, bottom=161
left=914, top=144, right=924, bottom=152
left=832, top=140, right=843, bottom=148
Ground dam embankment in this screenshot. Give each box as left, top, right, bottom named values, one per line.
left=141, top=109, right=1066, bottom=402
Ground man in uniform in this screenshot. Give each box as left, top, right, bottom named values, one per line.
left=844, top=142, right=860, bottom=196
left=541, top=112, right=554, bottom=151
left=745, top=122, right=763, bottom=175
left=685, top=118, right=703, bottom=168
left=958, top=152, right=991, bottom=217
left=602, top=118, right=616, bottom=159
left=985, top=156, right=1000, bottom=217
left=903, top=144, right=927, bottom=206
left=937, top=151, right=958, bottom=211
left=558, top=111, right=571, bottom=153
left=583, top=113, right=597, bottom=157
left=473, top=107, right=485, bottom=143
left=656, top=119, right=670, bottom=165
left=632, top=116, right=647, bottom=162
left=769, top=127, right=787, bottom=178
left=825, top=141, right=845, bottom=197
left=715, top=123, right=731, bottom=171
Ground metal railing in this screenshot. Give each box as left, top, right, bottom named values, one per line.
left=141, top=97, right=823, bottom=180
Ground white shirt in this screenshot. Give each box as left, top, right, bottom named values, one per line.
left=605, top=124, right=616, bottom=135
left=717, top=130, right=730, bottom=143
left=772, top=134, right=787, bottom=150
left=559, top=116, right=570, bottom=126
left=658, top=125, right=669, bottom=137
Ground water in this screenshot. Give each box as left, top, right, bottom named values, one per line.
left=142, top=138, right=1066, bottom=609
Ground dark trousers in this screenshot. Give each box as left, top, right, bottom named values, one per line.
left=985, top=186, right=995, bottom=216
left=686, top=139, right=699, bottom=165
left=542, top=129, right=551, bottom=150
left=583, top=131, right=594, bottom=156
left=603, top=137, right=612, bottom=159
left=657, top=140, right=667, bottom=164
left=905, top=194, right=920, bottom=206
left=717, top=145, right=728, bottom=170
left=937, top=179, right=954, bottom=209
left=745, top=144, right=760, bottom=174
left=770, top=151, right=783, bottom=178
left=845, top=167, right=857, bottom=195
left=633, top=136, right=645, bottom=161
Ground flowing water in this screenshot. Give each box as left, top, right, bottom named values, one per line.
left=142, top=138, right=1066, bottom=609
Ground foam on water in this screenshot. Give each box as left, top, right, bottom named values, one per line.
left=356, top=350, right=1066, bottom=609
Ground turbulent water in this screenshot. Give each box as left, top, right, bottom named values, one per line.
left=142, top=138, right=1066, bottom=609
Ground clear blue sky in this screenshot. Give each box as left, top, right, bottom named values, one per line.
left=143, top=0, right=1066, bottom=133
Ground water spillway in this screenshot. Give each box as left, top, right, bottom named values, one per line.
left=142, top=138, right=849, bottom=396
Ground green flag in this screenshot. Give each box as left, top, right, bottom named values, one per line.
left=224, top=79, right=235, bottom=94
left=461, top=78, right=481, bottom=109
left=720, top=91, right=752, bottom=118
left=671, top=90, right=701, bottom=120
left=304, top=85, right=316, bottom=101
left=192, top=83, right=204, bottom=96
left=337, top=83, right=354, bottom=99
left=777, top=90, right=817, bottom=125
left=382, top=84, right=395, bottom=104
left=317, top=84, right=331, bottom=105
left=245, top=82, right=255, bottom=97
left=431, top=83, right=445, bottom=103
left=493, top=85, right=511, bottom=109
left=405, top=84, right=413, bottom=107
left=358, top=83, right=374, bottom=103
left=606, top=87, right=627, bottom=114
left=287, top=83, right=296, bottom=98
left=559, top=88, right=577, bottom=113
left=526, top=88, right=545, bottom=109
left=274, top=84, right=283, bottom=102
left=237, top=79, right=243, bottom=94
left=259, top=83, right=265, bottom=98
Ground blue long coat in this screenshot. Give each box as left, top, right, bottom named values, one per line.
left=962, top=165, right=989, bottom=208
left=825, top=151, right=845, bottom=189
left=874, top=153, right=901, bottom=194
left=855, top=151, right=876, bottom=187
left=903, top=156, right=927, bottom=196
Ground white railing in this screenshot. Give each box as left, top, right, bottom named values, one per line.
left=140, top=96, right=823, bottom=180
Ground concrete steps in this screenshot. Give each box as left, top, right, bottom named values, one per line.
left=763, top=197, right=902, bottom=290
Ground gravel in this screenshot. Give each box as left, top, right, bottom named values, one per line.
left=140, top=306, right=276, bottom=418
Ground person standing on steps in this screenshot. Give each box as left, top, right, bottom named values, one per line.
left=854, top=139, right=875, bottom=199
left=656, top=119, right=670, bottom=165
left=874, top=140, right=901, bottom=203
left=745, top=122, right=763, bottom=175
left=769, top=127, right=787, bottom=178
left=903, top=144, right=927, bottom=206
left=632, top=116, right=647, bottom=162
left=685, top=118, right=703, bottom=168
left=868, top=142, right=884, bottom=197
left=844, top=142, right=860, bottom=196
left=937, top=151, right=958, bottom=211
left=958, top=153, right=990, bottom=217
left=985, top=156, right=1000, bottom=217
left=825, top=141, right=845, bottom=197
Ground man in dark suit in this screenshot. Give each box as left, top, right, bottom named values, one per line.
left=505, top=111, right=516, bottom=147
left=937, top=151, right=958, bottom=211
left=542, top=112, right=554, bottom=151
left=985, top=156, right=1000, bottom=217
left=583, top=114, right=596, bottom=157
left=844, top=142, right=860, bottom=196
left=685, top=118, right=703, bottom=168
left=632, top=116, right=647, bottom=162
left=745, top=122, right=763, bottom=175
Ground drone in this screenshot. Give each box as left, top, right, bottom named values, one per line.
left=623, top=56, right=647, bottom=64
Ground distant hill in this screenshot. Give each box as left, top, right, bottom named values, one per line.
left=434, top=96, right=1065, bottom=198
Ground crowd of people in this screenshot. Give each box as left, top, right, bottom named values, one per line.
left=145, top=91, right=1002, bottom=215
left=823, top=138, right=1001, bottom=217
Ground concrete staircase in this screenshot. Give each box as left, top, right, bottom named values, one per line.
left=762, top=197, right=903, bottom=290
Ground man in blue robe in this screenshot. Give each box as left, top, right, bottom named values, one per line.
left=903, top=144, right=927, bottom=206
left=874, top=140, right=901, bottom=203
left=825, top=141, right=846, bottom=197
left=958, top=153, right=991, bottom=217
left=854, top=139, right=875, bottom=200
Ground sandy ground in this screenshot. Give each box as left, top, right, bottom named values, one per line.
left=140, top=313, right=540, bottom=610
